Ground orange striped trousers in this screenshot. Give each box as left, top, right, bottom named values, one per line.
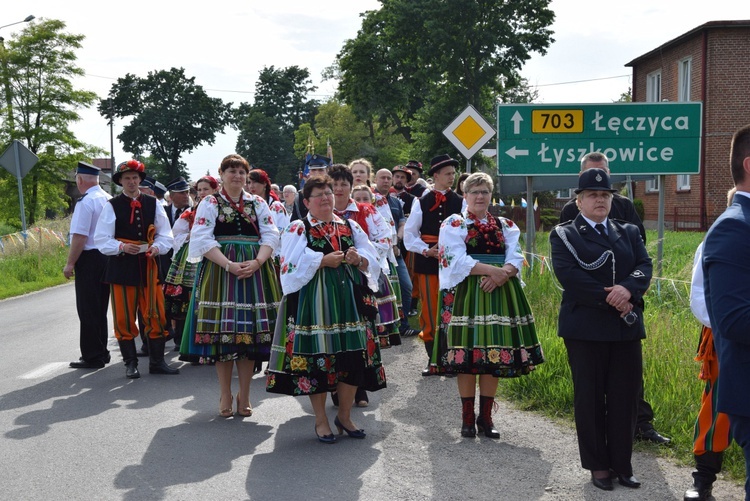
left=693, top=326, right=731, bottom=455
left=414, top=272, right=439, bottom=343
left=110, top=283, right=168, bottom=341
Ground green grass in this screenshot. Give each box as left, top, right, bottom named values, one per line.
left=0, top=217, right=70, bottom=300
left=497, top=229, right=745, bottom=481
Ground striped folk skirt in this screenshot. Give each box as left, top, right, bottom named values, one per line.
left=182, top=236, right=281, bottom=364
left=266, top=264, right=387, bottom=396
left=429, top=271, right=544, bottom=378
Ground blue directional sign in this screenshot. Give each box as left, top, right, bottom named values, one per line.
left=497, top=102, right=702, bottom=175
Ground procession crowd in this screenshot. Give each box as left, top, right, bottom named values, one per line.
left=63, top=131, right=750, bottom=499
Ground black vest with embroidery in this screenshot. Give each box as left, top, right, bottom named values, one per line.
left=103, top=194, right=158, bottom=286
left=213, top=195, right=260, bottom=237
left=414, top=190, right=463, bottom=275
left=465, top=216, right=506, bottom=255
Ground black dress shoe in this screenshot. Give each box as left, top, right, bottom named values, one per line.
left=617, top=474, right=641, bottom=488
left=69, top=359, right=105, bottom=369
left=684, top=482, right=712, bottom=500
left=591, top=473, right=613, bottom=491
left=636, top=428, right=671, bottom=444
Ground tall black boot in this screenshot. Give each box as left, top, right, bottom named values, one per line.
left=422, top=341, right=434, bottom=376
left=118, top=339, right=140, bottom=379
left=461, top=397, right=476, bottom=437
left=476, top=395, right=500, bottom=438
left=136, top=311, right=149, bottom=357
left=685, top=451, right=724, bottom=500
left=148, top=337, right=180, bottom=375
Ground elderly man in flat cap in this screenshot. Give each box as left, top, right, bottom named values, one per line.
left=65, top=162, right=113, bottom=369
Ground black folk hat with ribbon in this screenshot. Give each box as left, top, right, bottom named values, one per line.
left=427, top=154, right=459, bottom=176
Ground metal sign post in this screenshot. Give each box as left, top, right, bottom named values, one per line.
left=0, top=140, right=39, bottom=245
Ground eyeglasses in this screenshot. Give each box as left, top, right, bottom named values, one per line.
left=467, top=190, right=491, bottom=197
left=308, top=191, right=334, bottom=199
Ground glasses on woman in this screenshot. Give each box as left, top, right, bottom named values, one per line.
left=467, top=190, right=491, bottom=197
left=308, top=191, right=335, bottom=199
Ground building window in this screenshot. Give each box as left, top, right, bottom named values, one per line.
left=556, top=188, right=573, bottom=199
left=646, top=177, right=660, bottom=193
left=678, top=58, right=692, bottom=102
left=677, top=174, right=691, bottom=191
left=647, top=70, right=662, bottom=102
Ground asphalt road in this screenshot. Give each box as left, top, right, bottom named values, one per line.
left=0, top=283, right=744, bottom=500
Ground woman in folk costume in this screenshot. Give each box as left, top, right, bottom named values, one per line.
left=331, top=165, right=397, bottom=408
left=172, top=176, right=218, bottom=364
left=266, top=175, right=386, bottom=443
left=186, top=154, right=281, bottom=418
left=428, top=172, right=543, bottom=439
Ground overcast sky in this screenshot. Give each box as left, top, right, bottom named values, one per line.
left=5, top=0, right=745, bottom=182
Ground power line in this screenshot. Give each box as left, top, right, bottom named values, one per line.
left=533, top=74, right=631, bottom=88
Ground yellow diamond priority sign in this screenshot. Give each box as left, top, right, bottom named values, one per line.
left=443, top=105, right=496, bottom=159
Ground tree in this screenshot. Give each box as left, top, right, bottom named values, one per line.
left=253, top=66, right=319, bottom=136
left=235, top=65, right=320, bottom=185
left=235, top=104, right=297, bottom=186
left=99, top=67, right=233, bottom=181
left=292, top=100, right=409, bottom=171
left=335, top=0, right=554, bottom=156
left=0, top=19, right=99, bottom=225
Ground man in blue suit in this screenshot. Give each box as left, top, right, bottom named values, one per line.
left=703, top=124, right=750, bottom=499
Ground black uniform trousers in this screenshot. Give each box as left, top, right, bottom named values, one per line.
left=564, top=338, right=642, bottom=475
left=75, top=249, right=110, bottom=363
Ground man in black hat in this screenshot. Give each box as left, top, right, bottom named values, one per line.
left=64, top=162, right=113, bottom=369
left=404, top=160, right=427, bottom=198
left=94, top=160, right=179, bottom=379
left=551, top=167, right=652, bottom=491
left=558, top=152, right=667, bottom=446
left=404, top=154, right=463, bottom=374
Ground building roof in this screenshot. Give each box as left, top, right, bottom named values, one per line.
left=625, top=20, right=750, bottom=67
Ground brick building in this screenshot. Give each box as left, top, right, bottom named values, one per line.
left=626, top=20, right=750, bottom=230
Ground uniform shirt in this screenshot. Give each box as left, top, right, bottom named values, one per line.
left=69, top=185, right=112, bottom=250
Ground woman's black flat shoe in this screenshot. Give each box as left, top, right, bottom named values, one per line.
left=334, top=416, right=366, bottom=438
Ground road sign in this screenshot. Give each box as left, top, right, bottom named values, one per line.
left=443, top=105, right=495, bottom=159
left=0, top=140, right=38, bottom=178
left=497, top=102, right=702, bottom=175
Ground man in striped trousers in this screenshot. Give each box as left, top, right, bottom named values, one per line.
left=95, top=160, right=179, bottom=379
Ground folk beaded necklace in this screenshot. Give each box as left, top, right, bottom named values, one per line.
left=467, top=211, right=504, bottom=251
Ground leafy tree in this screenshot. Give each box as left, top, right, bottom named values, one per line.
left=235, top=66, right=320, bottom=186
left=335, top=0, right=554, bottom=156
left=615, top=87, right=633, bottom=103
left=0, top=19, right=99, bottom=225
left=292, top=100, right=409, bottom=172
left=99, top=67, right=233, bottom=181
left=253, top=66, right=319, bottom=136
left=235, top=104, right=297, bottom=186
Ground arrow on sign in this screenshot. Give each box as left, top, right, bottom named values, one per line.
left=505, top=146, right=529, bottom=159
left=511, top=111, right=523, bottom=135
